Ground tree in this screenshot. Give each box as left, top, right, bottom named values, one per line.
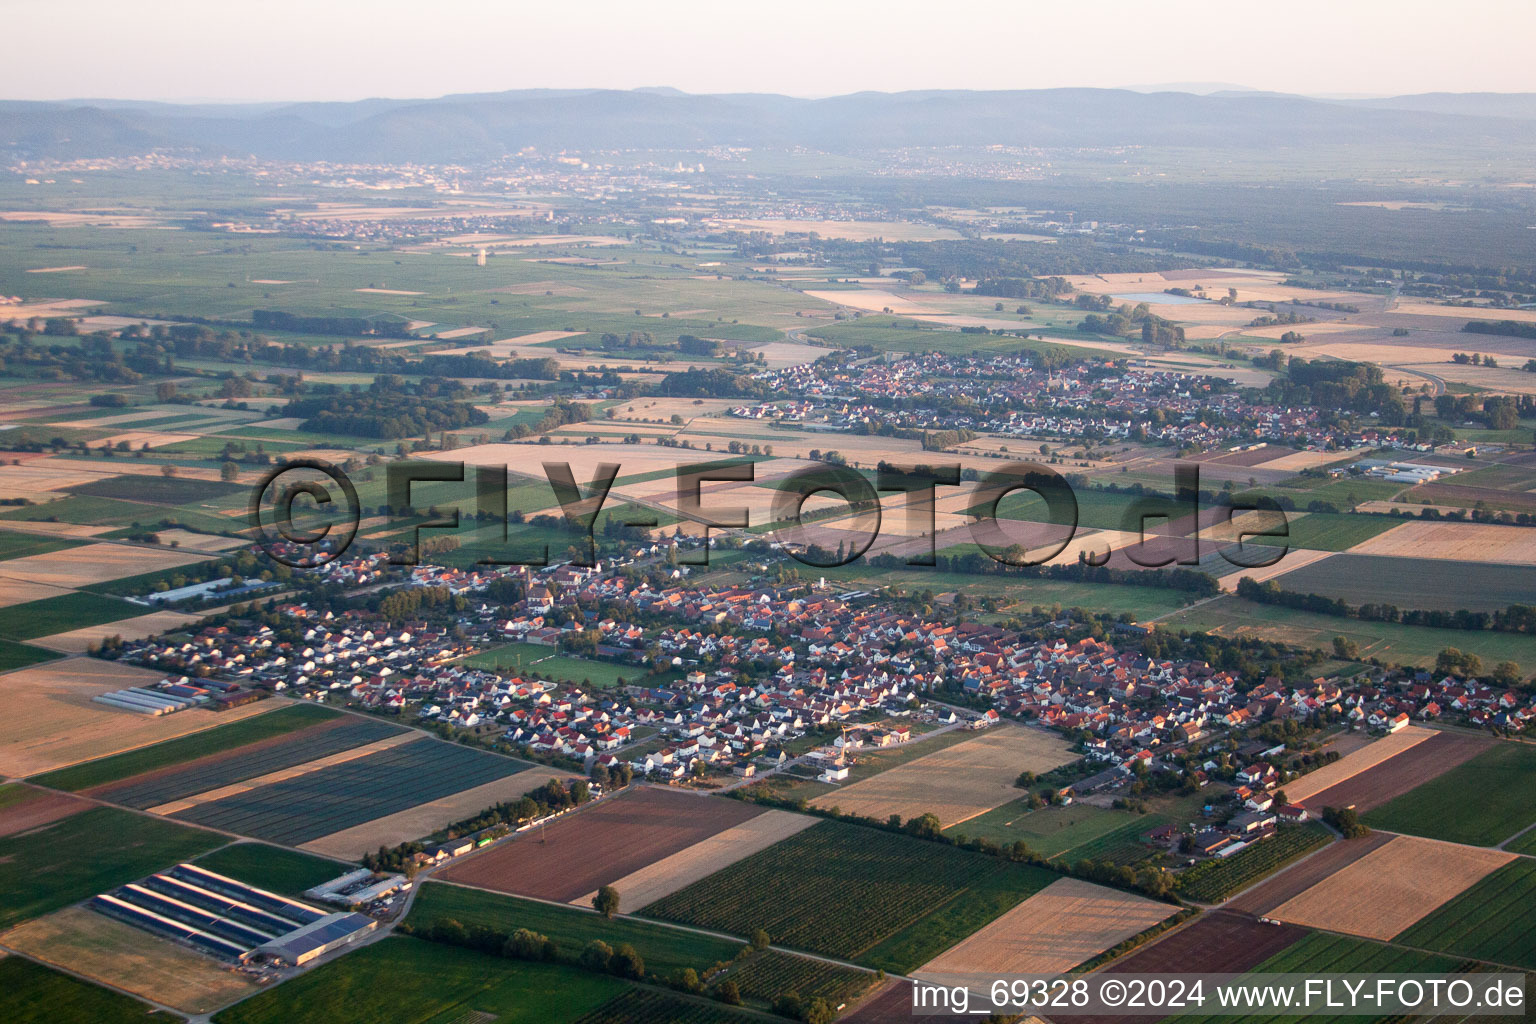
left=717, top=980, right=742, bottom=1005
left=609, top=943, right=644, bottom=979
left=161, top=464, right=178, bottom=477
left=220, top=460, right=240, bottom=482
left=750, top=928, right=770, bottom=951
left=593, top=885, right=620, bottom=919
left=1332, top=636, right=1359, bottom=659
left=805, top=997, right=837, bottom=1024
left=579, top=939, right=614, bottom=971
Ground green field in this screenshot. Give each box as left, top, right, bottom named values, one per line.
left=1505, top=824, right=1536, bottom=856
left=29, top=702, right=336, bottom=789
left=1394, top=859, right=1536, bottom=970
left=192, top=842, right=347, bottom=897
left=0, top=806, right=224, bottom=929
left=1269, top=511, right=1405, bottom=551
left=1163, top=596, right=1536, bottom=673
left=643, top=819, right=1059, bottom=972
left=213, top=936, right=626, bottom=1024
left=1362, top=742, right=1536, bottom=847
left=1174, top=824, right=1332, bottom=903
left=1269, top=554, right=1535, bottom=613
left=0, top=529, right=87, bottom=561
left=0, top=591, right=145, bottom=641
left=573, top=988, right=758, bottom=1024
left=464, top=642, right=637, bottom=687
left=1166, top=931, right=1460, bottom=1024
left=0, top=957, right=168, bottom=1024
left=0, top=494, right=172, bottom=527
left=67, top=475, right=247, bottom=504
left=0, top=637, right=63, bottom=671
left=718, top=949, right=877, bottom=1009
left=948, top=801, right=1142, bottom=858
left=408, top=881, right=744, bottom=980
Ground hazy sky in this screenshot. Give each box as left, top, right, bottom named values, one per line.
left=4, top=0, right=1534, bottom=103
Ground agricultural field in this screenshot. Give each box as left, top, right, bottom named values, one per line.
left=438, top=787, right=767, bottom=902
left=642, top=819, right=1059, bottom=972
left=0, top=956, right=167, bottom=1024
left=0, top=541, right=210, bottom=589
left=1295, top=729, right=1492, bottom=814
left=1282, top=725, right=1434, bottom=805
left=1163, top=596, right=1536, bottom=673
left=1362, top=741, right=1536, bottom=846
left=86, top=715, right=406, bottom=809
left=0, top=658, right=279, bottom=778
left=810, top=724, right=1076, bottom=827
left=0, top=905, right=259, bottom=1014
left=30, top=701, right=337, bottom=790
left=1349, top=519, right=1536, bottom=565
left=1267, top=834, right=1513, bottom=941
left=946, top=801, right=1142, bottom=858
left=1268, top=553, right=1536, bottom=613
left=0, top=591, right=143, bottom=640
left=171, top=736, right=527, bottom=845
left=916, top=877, right=1178, bottom=976
left=0, top=805, right=223, bottom=929
left=721, top=950, right=878, bottom=1009
left=213, top=936, right=626, bottom=1024
left=465, top=641, right=638, bottom=687
left=0, top=529, right=86, bottom=561
left=1394, top=858, right=1536, bottom=970
left=1228, top=831, right=1394, bottom=915
left=1262, top=512, right=1405, bottom=551
left=1094, top=909, right=1309, bottom=976
left=408, top=881, right=744, bottom=980
left=191, top=842, right=348, bottom=897
left=1163, top=931, right=1461, bottom=1024
left=0, top=637, right=60, bottom=670
left=1174, top=824, right=1333, bottom=903
left=573, top=988, right=757, bottom=1024
left=0, top=783, right=89, bottom=837
left=585, top=809, right=816, bottom=910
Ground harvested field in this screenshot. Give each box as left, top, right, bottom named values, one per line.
left=0, top=577, right=73, bottom=609
left=1216, top=547, right=1334, bottom=592
left=572, top=808, right=816, bottom=910
left=33, top=609, right=202, bottom=653
left=438, top=787, right=765, bottom=902
left=841, top=981, right=976, bottom=1024
left=1283, top=725, right=1434, bottom=806
left=810, top=725, right=1075, bottom=828
left=1253, top=448, right=1369, bottom=473
left=1348, top=519, right=1536, bottom=565
left=172, top=737, right=525, bottom=845
left=917, top=878, right=1177, bottom=976
left=92, top=716, right=406, bottom=810
left=0, top=905, right=258, bottom=1014
left=1297, top=729, right=1492, bottom=814
left=1227, top=832, right=1394, bottom=915
left=1269, top=834, right=1513, bottom=941
left=0, top=785, right=88, bottom=837
left=0, top=659, right=277, bottom=778
left=0, top=543, right=208, bottom=588
left=301, top=769, right=583, bottom=860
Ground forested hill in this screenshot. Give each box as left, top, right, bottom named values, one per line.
left=3, top=87, right=1535, bottom=163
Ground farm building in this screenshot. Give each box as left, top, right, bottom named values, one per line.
left=255, top=912, right=377, bottom=966
left=90, top=862, right=360, bottom=965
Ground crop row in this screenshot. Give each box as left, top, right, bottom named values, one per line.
left=644, top=820, right=1004, bottom=960
left=1395, top=859, right=1536, bottom=969
left=1175, top=825, right=1330, bottom=903
left=723, top=951, right=875, bottom=1006
left=574, top=989, right=750, bottom=1024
